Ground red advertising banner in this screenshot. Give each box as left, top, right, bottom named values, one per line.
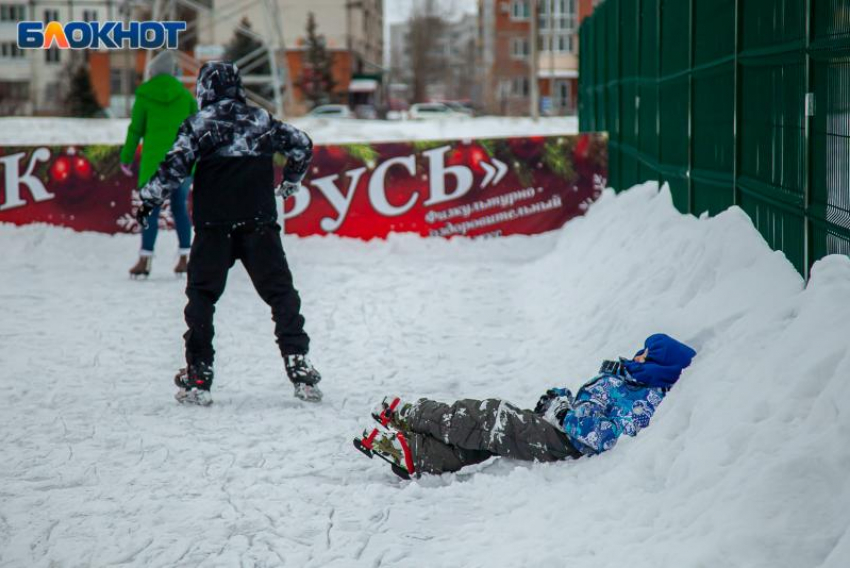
left=0, top=134, right=607, bottom=239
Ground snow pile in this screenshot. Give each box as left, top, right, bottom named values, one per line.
left=0, top=116, right=578, bottom=146
left=1, top=183, right=848, bottom=567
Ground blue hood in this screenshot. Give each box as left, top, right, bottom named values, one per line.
left=623, top=334, right=697, bottom=388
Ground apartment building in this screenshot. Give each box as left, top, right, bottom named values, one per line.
left=480, top=0, right=594, bottom=116
left=199, top=0, right=384, bottom=112
left=0, top=0, right=383, bottom=117
left=0, top=0, right=126, bottom=115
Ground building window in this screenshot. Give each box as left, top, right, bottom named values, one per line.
left=498, top=79, right=512, bottom=99
left=510, top=37, right=529, bottom=60
left=511, top=76, right=529, bottom=97
left=1, top=4, right=26, bottom=21
left=1, top=42, right=25, bottom=59
left=555, top=79, right=571, bottom=111
left=540, top=33, right=575, bottom=53
left=110, top=69, right=141, bottom=96
left=0, top=81, right=30, bottom=100
left=538, top=0, right=578, bottom=52
left=44, top=81, right=60, bottom=102
left=43, top=8, right=59, bottom=23
left=82, top=10, right=97, bottom=22
left=110, top=69, right=123, bottom=95
left=45, top=47, right=60, bottom=64
left=511, top=0, right=530, bottom=20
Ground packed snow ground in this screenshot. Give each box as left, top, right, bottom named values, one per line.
left=2, top=183, right=849, bottom=567
left=0, top=116, right=578, bottom=146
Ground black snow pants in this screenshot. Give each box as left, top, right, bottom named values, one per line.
left=406, top=399, right=582, bottom=475
left=183, top=222, right=309, bottom=366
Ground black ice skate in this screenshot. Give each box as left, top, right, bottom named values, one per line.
left=174, top=363, right=214, bottom=406
left=284, top=354, right=323, bottom=402
left=353, top=425, right=415, bottom=480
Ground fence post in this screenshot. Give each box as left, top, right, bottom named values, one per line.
left=803, top=0, right=812, bottom=280
left=636, top=0, right=642, bottom=177
left=687, top=0, right=694, bottom=215
left=614, top=0, right=620, bottom=187
left=733, top=0, right=740, bottom=209
left=656, top=0, right=662, bottom=189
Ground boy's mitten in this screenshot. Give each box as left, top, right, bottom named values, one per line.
left=275, top=180, right=300, bottom=199
left=534, top=388, right=560, bottom=414
left=135, top=200, right=155, bottom=229
left=534, top=388, right=574, bottom=425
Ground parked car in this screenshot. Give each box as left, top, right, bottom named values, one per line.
left=306, top=104, right=353, bottom=119
left=409, top=102, right=463, bottom=120
left=440, top=100, right=475, bottom=117
left=354, top=104, right=379, bottom=120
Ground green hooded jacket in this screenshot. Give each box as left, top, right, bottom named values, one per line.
left=120, top=73, right=198, bottom=187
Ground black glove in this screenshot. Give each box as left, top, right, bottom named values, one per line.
left=135, top=201, right=154, bottom=229
left=275, top=180, right=300, bottom=200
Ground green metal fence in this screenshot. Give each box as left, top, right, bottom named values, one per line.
left=579, top=0, right=850, bottom=277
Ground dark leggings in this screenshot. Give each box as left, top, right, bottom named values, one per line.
left=184, top=223, right=309, bottom=367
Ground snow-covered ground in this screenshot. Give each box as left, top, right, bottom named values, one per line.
left=0, top=116, right=578, bottom=146
left=2, top=183, right=849, bottom=567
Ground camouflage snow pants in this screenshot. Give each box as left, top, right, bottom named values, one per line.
left=406, top=398, right=582, bottom=475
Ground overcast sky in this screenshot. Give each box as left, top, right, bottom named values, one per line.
left=385, top=0, right=478, bottom=24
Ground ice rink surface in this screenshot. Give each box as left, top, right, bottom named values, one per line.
left=2, top=184, right=849, bottom=567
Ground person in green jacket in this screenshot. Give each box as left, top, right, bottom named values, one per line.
left=120, top=51, right=197, bottom=278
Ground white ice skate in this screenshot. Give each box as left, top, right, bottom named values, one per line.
left=293, top=382, right=323, bottom=403
left=175, top=387, right=213, bottom=406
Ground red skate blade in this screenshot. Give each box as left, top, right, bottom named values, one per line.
left=396, top=431, right=416, bottom=476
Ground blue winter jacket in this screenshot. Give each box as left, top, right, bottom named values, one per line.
left=560, top=334, right=696, bottom=455
left=561, top=373, right=666, bottom=454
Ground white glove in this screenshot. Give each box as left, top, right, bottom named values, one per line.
left=275, top=180, right=300, bottom=199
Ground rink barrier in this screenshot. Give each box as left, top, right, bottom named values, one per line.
left=579, top=0, right=850, bottom=277
left=0, top=134, right=607, bottom=240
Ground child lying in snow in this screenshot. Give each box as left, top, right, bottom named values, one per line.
left=355, top=334, right=696, bottom=479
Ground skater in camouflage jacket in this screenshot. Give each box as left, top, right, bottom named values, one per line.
left=137, top=61, right=323, bottom=405
left=357, top=334, right=696, bottom=478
